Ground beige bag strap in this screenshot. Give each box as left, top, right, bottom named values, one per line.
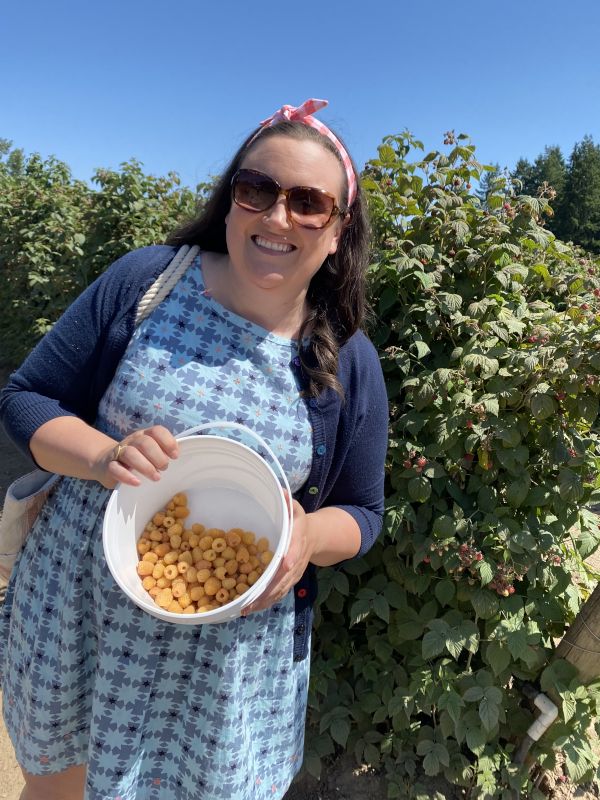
left=135, top=244, right=201, bottom=328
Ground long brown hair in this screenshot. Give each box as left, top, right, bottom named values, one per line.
left=167, top=121, right=370, bottom=397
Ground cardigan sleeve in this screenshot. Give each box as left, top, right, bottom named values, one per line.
left=324, top=335, right=389, bottom=558
left=0, top=246, right=175, bottom=462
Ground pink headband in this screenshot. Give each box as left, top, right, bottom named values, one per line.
left=253, top=98, right=357, bottom=207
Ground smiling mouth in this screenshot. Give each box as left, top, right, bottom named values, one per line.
left=252, top=235, right=295, bottom=253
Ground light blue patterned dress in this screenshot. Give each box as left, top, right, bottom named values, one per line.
left=0, top=255, right=313, bottom=799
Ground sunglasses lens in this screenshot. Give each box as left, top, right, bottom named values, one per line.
left=288, top=189, right=334, bottom=228
left=232, top=169, right=337, bottom=228
left=233, top=171, right=277, bottom=212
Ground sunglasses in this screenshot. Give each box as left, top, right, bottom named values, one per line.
left=231, top=168, right=346, bottom=229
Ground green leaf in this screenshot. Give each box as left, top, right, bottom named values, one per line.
left=477, top=560, right=495, bottom=586
left=408, top=476, right=432, bottom=503
left=506, top=628, right=529, bottom=660
left=578, top=395, right=599, bottom=425
left=435, top=579, right=456, bottom=606
left=411, top=340, right=432, bottom=359
left=464, top=686, right=484, bottom=702
left=479, top=695, right=500, bottom=731
left=465, top=724, right=486, bottom=754
left=438, top=690, right=465, bottom=724
left=485, top=641, right=511, bottom=676
left=304, top=752, right=322, bottom=779
left=373, top=596, right=390, bottom=623
left=562, top=696, right=577, bottom=723
left=330, top=718, right=351, bottom=747
left=559, top=468, right=584, bottom=502
left=422, top=628, right=446, bottom=659
left=471, top=589, right=499, bottom=620
left=530, top=393, right=557, bottom=420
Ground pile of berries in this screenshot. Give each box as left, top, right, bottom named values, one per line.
left=488, top=562, right=520, bottom=597
left=403, top=454, right=428, bottom=473
left=540, top=547, right=563, bottom=567
left=456, top=543, right=483, bottom=569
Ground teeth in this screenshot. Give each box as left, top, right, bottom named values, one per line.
left=254, top=235, right=293, bottom=253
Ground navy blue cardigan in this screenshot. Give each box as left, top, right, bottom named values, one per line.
left=0, top=246, right=389, bottom=660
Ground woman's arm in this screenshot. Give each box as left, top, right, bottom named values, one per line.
left=0, top=246, right=176, bottom=463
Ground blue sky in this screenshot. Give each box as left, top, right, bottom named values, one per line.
left=2, top=0, right=599, bottom=189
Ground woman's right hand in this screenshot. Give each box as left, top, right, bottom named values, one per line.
left=95, top=425, right=180, bottom=489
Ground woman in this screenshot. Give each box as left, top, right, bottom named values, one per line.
left=0, top=99, right=388, bottom=800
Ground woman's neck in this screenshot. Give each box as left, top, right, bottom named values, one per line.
left=201, top=252, right=309, bottom=339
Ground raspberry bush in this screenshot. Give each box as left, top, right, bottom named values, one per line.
left=307, top=132, right=600, bottom=798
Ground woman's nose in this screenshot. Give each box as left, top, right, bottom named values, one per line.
left=262, top=194, right=293, bottom=229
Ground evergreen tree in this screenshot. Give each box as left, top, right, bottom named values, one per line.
left=513, top=157, right=537, bottom=195
left=559, top=136, right=600, bottom=252
left=477, top=163, right=502, bottom=207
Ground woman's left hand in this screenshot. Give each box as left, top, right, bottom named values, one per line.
left=241, top=497, right=315, bottom=615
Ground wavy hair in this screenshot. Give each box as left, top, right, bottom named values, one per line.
left=166, top=121, right=370, bottom=397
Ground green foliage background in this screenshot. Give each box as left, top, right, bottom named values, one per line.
left=2, top=134, right=600, bottom=798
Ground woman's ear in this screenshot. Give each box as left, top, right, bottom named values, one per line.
left=327, top=212, right=350, bottom=255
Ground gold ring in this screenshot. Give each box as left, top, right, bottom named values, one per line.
left=112, top=443, right=126, bottom=463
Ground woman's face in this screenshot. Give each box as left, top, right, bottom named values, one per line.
left=224, top=135, right=346, bottom=297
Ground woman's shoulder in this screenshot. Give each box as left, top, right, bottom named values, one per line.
left=337, top=329, right=385, bottom=396
left=102, top=245, right=179, bottom=286
left=339, top=329, right=381, bottom=368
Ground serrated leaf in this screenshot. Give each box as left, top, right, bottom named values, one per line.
left=422, top=628, right=446, bottom=659
left=530, top=393, right=557, bottom=420
left=330, top=718, right=351, bottom=747
left=411, top=339, right=432, bottom=359
left=435, top=579, right=456, bottom=606
left=559, top=468, right=584, bottom=502
left=506, top=628, right=529, bottom=660
left=465, top=724, right=486, bottom=754
left=471, top=589, right=499, bottom=619
left=479, top=697, right=500, bottom=731
left=373, top=595, right=390, bottom=623
left=304, top=752, right=322, bottom=778
left=562, top=696, right=577, bottom=723
left=477, top=560, right=495, bottom=585
left=464, top=686, right=484, bottom=702
left=578, top=395, right=599, bottom=425
left=408, top=475, right=432, bottom=503
left=333, top=571, right=350, bottom=595
left=485, top=641, right=511, bottom=676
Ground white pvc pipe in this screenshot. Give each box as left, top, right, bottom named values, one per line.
left=527, top=693, right=559, bottom=742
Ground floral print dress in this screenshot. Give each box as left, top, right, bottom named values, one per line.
left=0, top=254, right=313, bottom=799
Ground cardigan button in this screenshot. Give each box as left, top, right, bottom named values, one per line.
left=316, top=444, right=326, bottom=456
left=309, top=398, right=318, bottom=408
left=308, top=486, right=319, bottom=495
left=295, top=624, right=306, bottom=636
left=292, top=356, right=301, bottom=367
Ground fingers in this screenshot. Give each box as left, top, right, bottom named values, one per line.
left=108, top=426, right=179, bottom=485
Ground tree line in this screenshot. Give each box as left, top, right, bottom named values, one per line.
left=479, top=135, right=600, bottom=254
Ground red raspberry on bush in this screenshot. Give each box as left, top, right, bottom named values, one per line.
left=416, top=457, right=427, bottom=468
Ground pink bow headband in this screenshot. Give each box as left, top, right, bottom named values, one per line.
left=253, top=98, right=357, bottom=207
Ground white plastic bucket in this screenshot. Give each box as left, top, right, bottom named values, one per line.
left=102, top=422, right=292, bottom=624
